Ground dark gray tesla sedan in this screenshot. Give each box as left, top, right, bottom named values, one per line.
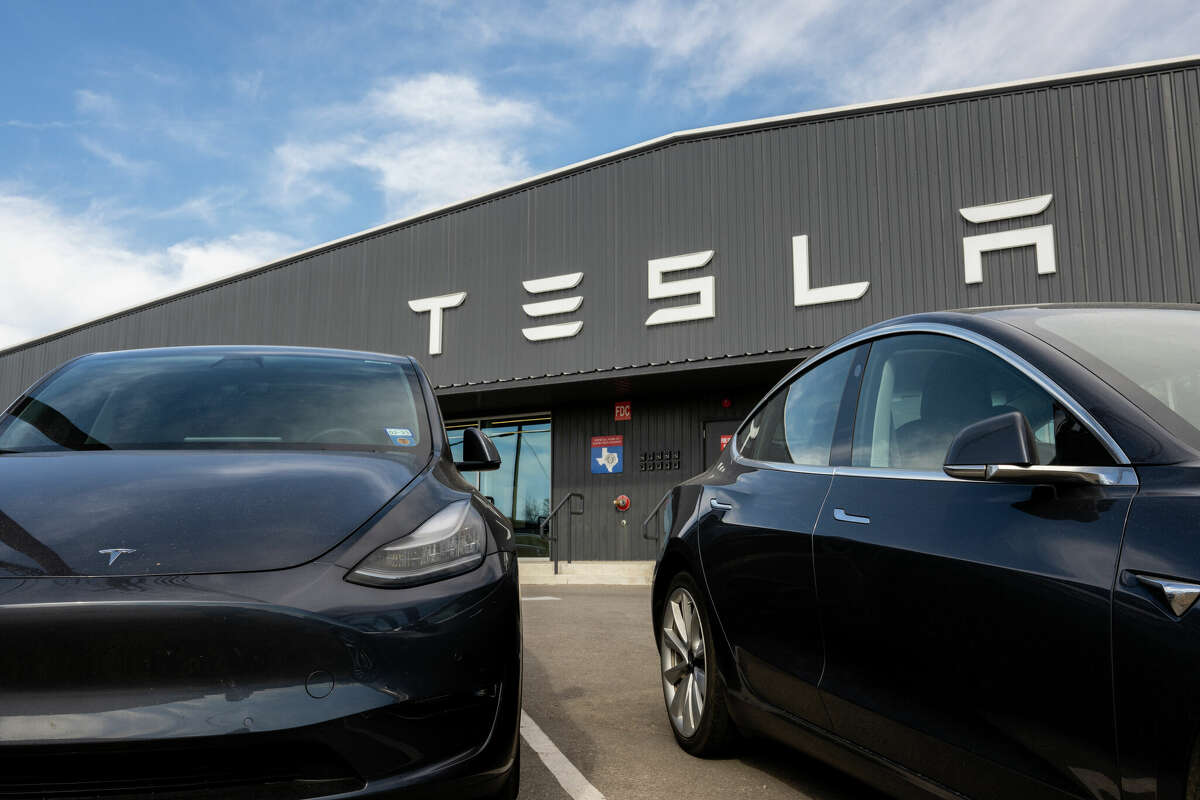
left=0, top=346, right=520, bottom=799
left=652, top=304, right=1200, bottom=800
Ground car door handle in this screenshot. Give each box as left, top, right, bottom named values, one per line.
left=833, top=508, right=870, bottom=525
left=1133, top=573, right=1200, bottom=617
left=710, top=498, right=733, bottom=512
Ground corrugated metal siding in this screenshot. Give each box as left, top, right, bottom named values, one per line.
left=1, top=63, right=1198, bottom=404
left=549, top=386, right=770, bottom=562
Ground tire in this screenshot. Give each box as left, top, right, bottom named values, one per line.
left=657, top=571, right=738, bottom=757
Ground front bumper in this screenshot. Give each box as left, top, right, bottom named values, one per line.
left=0, top=552, right=521, bottom=798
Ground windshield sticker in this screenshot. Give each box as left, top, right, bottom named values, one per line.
left=385, top=427, right=416, bottom=446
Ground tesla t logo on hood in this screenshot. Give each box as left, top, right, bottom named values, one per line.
left=98, top=548, right=136, bottom=565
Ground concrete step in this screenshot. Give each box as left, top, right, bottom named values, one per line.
left=518, top=559, right=654, bottom=586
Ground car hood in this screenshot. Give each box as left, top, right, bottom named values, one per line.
left=0, top=450, right=425, bottom=577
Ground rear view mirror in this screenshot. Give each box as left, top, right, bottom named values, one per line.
left=455, top=427, right=502, bottom=472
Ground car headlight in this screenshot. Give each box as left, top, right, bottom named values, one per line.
left=346, top=500, right=487, bottom=587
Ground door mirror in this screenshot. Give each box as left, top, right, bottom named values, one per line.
left=455, top=427, right=502, bottom=472
left=944, top=411, right=1112, bottom=485
left=944, top=411, right=1038, bottom=477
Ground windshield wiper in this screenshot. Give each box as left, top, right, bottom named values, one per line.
left=5, top=396, right=110, bottom=451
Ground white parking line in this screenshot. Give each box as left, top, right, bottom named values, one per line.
left=520, top=710, right=606, bottom=800
left=521, top=595, right=561, bottom=601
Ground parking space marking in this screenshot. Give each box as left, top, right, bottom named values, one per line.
left=522, top=595, right=561, bottom=601
left=520, top=710, right=605, bottom=800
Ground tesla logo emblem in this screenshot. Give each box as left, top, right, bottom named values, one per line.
left=99, top=548, right=136, bottom=565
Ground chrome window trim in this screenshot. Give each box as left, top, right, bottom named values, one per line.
left=727, top=447, right=836, bottom=476
left=832, top=464, right=1139, bottom=486
left=833, top=466, right=960, bottom=482
left=730, top=321, right=1131, bottom=472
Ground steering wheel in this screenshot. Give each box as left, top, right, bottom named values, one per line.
left=306, top=427, right=372, bottom=444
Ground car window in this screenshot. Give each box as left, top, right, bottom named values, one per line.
left=1020, top=308, right=1200, bottom=452
left=736, top=348, right=857, bottom=466
left=850, top=334, right=1113, bottom=471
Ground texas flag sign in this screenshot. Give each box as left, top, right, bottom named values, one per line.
left=590, top=435, right=624, bottom=474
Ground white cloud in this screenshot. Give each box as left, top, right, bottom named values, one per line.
left=835, top=0, right=1200, bottom=102
left=273, top=73, right=551, bottom=218
left=2, top=120, right=74, bottom=130
left=78, top=137, right=153, bottom=176
left=364, top=74, right=543, bottom=130
left=151, top=187, right=246, bottom=225
left=74, top=89, right=118, bottom=116
left=0, top=191, right=298, bottom=349
left=575, top=0, right=836, bottom=101
left=166, top=231, right=299, bottom=287
left=559, top=0, right=1199, bottom=104
left=232, top=70, right=264, bottom=101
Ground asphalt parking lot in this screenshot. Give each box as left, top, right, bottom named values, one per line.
left=517, top=585, right=891, bottom=800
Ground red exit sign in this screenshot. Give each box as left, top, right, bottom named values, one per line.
left=614, top=401, right=632, bottom=422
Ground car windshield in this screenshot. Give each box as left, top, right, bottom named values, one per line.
left=0, top=350, right=431, bottom=455
left=1026, top=308, right=1200, bottom=450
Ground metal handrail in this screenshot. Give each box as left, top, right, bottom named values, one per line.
left=641, top=490, right=672, bottom=542
left=539, top=492, right=584, bottom=575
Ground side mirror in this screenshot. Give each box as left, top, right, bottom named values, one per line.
left=944, top=411, right=1038, bottom=478
left=455, top=427, right=502, bottom=472
left=944, top=411, right=1112, bottom=485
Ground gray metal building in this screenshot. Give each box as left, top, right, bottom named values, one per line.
left=2, top=57, right=1198, bottom=561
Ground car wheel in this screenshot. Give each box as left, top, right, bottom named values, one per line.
left=659, top=571, right=737, bottom=757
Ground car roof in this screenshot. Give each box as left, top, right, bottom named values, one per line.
left=854, top=302, right=1199, bottom=336
left=77, top=344, right=416, bottom=365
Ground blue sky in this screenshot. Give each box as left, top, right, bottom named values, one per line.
left=1, top=0, right=1197, bottom=348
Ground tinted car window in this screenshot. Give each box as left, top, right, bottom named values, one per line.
left=737, top=348, right=856, bottom=466
left=0, top=351, right=430, bottom=454
left=851, top=334, right=1112, bottom=470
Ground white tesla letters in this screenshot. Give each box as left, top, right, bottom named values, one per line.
left=408, top=195, right=1059, bottom=356
left=791, top=234, right=871, bottom=307
left=521, top=272, right=584, bottom=341
left=960, top=194, right=1056, bottom=284
left=644, top=250, right=717, bottom=327
left=407, top=292, right=466, bottom=356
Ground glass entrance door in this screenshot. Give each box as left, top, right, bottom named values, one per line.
left=447, top=415, right=552, bottom=558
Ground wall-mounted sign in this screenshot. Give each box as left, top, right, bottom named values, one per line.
left=591, top=435, right=624, bottom=474
left=719, top=434, right=733, bottom=451
left=406, top=192, right=1056, bottom=357
left=614, top=401, right=631, bottom=422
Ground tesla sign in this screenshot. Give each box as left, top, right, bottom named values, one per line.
left=408, top=194, right=1055, bottom=356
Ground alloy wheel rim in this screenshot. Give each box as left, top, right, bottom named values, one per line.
left=661, top=586, right=706, bottom=737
